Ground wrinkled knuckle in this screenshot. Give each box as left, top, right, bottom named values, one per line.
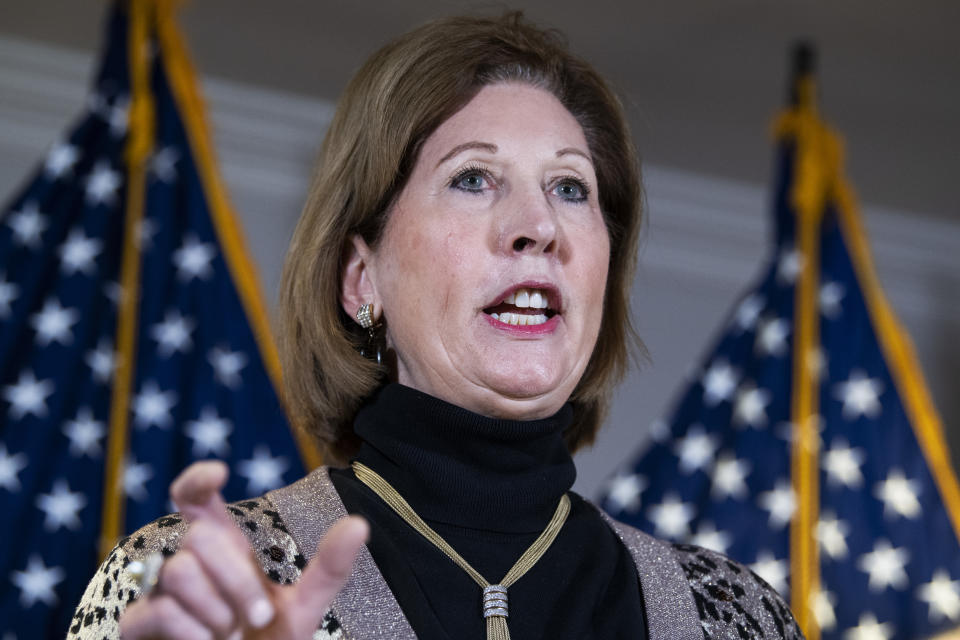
left=158, top=552, right=193, bottom=591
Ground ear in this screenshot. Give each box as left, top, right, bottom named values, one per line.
left=340, top=234, right=379, bottom=324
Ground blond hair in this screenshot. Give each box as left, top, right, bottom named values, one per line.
left=278, top=13, right=643, bottom=463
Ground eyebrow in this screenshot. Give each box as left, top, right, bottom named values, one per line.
left=436, top=141, right=498, bottom=167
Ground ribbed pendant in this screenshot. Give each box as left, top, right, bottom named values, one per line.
left=482, top=584, right=509, bottom=618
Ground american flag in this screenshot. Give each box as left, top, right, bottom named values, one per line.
left=0, top=3, right=317, bottom=637
left=599, top=77, right=960, bottom=638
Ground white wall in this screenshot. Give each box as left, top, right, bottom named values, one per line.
left=2, top=37, right=957, bottom=498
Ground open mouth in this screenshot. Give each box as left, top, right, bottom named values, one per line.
left=483, top=287, right=559, bottom=327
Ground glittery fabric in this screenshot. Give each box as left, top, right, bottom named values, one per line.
left=71, top=468, right=803, bottom=639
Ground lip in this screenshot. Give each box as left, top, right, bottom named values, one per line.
left=485, top=313, right=561, bottom=335
left=483, top=281, right=562, bottom=313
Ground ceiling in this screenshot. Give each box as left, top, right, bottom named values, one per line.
left=2, top=0, right=958, bottom=221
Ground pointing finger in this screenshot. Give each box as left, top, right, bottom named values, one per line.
left=170, top=460, right=232, bottom=525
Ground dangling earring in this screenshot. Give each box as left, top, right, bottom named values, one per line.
left=356, top=303, right=384, bottom=365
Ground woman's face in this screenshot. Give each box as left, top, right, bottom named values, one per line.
left=349, top=83, right=610, bottom=420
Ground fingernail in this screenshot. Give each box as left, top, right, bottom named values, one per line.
left=248, top=598, right=274, bottom=629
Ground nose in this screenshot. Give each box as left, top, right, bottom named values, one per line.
left=497, top=189, right=559, bottom=256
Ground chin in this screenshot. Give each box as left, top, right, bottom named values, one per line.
left=478, top=370, right=573, bottom=420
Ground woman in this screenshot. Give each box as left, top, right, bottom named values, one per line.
left=71, top=13, right=803, bottom=640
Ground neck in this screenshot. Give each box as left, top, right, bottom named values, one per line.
left=351, top=384, right=576, bottom=533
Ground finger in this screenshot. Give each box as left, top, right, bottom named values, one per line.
left=289, top=516, right=369, bottom=627
left=158, top=550, right=237, bottom=636
left=184, top=519, right=276, bottom=630
left=170, top=460, right=233, bottom=526
left=119, top=593, right=216, bottom=640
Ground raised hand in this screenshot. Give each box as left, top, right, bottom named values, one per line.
left=119, top=461, right=368, bottom=639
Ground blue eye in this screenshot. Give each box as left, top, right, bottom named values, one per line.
left=451, top=167, right=490, bottom=193
left=554, top=178, right=590, bottom=202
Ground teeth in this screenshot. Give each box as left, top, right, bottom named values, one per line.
left=502, top=288, right=549, bottom=309
left=494, top=312, right=548, bottom=326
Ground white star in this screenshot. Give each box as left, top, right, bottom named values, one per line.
left=647, top=494, right=694, bottom=540
left=701, top=360, right=738, bottom=406
left=834, top=370, right=884, bottom=420
left=604, top=472, right=646, bottom=513
left=3, top=370, right=54, bottom=420
left=132, top=381, right=177, bottom=430
left=817, top=512, right=850, bottom=560
left=36, top=479, right=86, bottom=531
left=875, top=469, right=922, bottom=519
left=85, top=339, right=116, bottom=384
left=843, top=613, right=894, bottom=640
left=758, top=480, right=796, bottom=529
left=10, top=555, right=64, bottom=608
left=735, top=294, right=765, bottom=331
left=59, top=228, right=101, bottom=275
left=149, top=146, right=179, bottom=182
left=103, top=281, right=123, bottom=306
left=777, top=248, right=804, bottom=284
left=137, top=217, right=157, bottom=250
left=820, top=281, right=845, bottom=318
left=0, top=444, right=29, bottom=492
left=918, top=569, right=960, bottom=623
left=673, top=425, right=719, bottom=474
left=7, top=202, right=48, bottom=248
left=755, top=316, right=790, bottom=357
left=733, top=383, right=770, bottom=429
left=123, top=459, right=153, bottom=502
left=858, top=539, right=909, bottom=592
left=107, top=97, right=129, bottom=136
left=711, top=453, right=751, bottom=500
left=30, top=298, right=79, bottom=347
left=63, top=407, right=105, bottom=458
left=150, top=310, right=195, bottom=357
left=173, top=235, right=217, bottom=281
left=648, top=418, right=670, bottom=443
left=84, top=161, right=121, bottom=206
left=689, top=522, right=731, bottom=554
left=750, top=551, right=789, bottom=596
left=812, top=589, right=837, bottom=631
left=237, top=446, right=289, bottom=495
left=822, top=438, right=865, bottom=488
left=186, top=407, right=232, bottom=457
left=0, top=273, right=19, bottom=318
left=208, top=347, right=248, bottom=389
left=44, top=142, right=79, bottom=179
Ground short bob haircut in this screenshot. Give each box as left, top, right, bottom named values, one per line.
left=278, top=12, right=642, bottom=463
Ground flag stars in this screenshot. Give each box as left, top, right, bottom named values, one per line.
left=186, top=407, right=232, bottom=458
left=63, top=407, right=105, bottom=458
left=820, top=281, right=845, bottom=318
left=875, top=469, right=922, bottom=519
left=238, top=446, right=289, bottom=495
left=44, top=142, right=79, bottom=179
left=834, top=370, right=884, bottom=420
left=123, top=459, right=154, bottom=502
left=733, top=383, right=771, bottom=429
left=36, top=479, right=86, bottom=531
left=30, top=298, right=79, bottom=347
left=754, top=316, right=790, bottom=357
left=688, top=522, right=731, bottom=554
left=151, top=310, right=195, bottom=357
left=3, top=370, right=54, bottom=420
left=59, top=228, right=102, bottom=275
left=149, top=146, right=179, bottom=183
left=7, top=202, right=48, bottom=248
left=812, top=589, right=838, bottom=631
left=132, top=381, right=177, bottom=430
left=604, top=472, right=647, bottom=513
left=84, top=161, right=122, bottom=206
left=85, top=339, right=116, bottom=384
left=734, top=294, right=764, bottom=332
left=823, top=438, right=866, bottom=488
left=843, top=613, right=894, bottom=640
left=758, top=480, right=796, bottom=529
left=673, top=425, right=719, bottom=474
left=776, top=248, right=804, bottom=284
left=711, top=453, right=751, bottom=500
left=918, top=569, right=960, bottom=623
left=817, top=512, right=850, bottom=560
left=0, top=444, right=28, bottom=492
left=749, top=551, right=789, bottom=596
left=647, top=494, right=694, bottom=540
left=10, top=555, right=64, bottom=608
left=701, top=360, right=738, bottom=406
left=0, top=273, right=18, bottom=318
left=173, top=235, right=217, bottom=281
left=858, top=539, right=910, bottom=592
left=208, top=347, right=247, bottom=389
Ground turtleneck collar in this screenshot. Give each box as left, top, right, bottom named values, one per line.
left=351, top=383, right=576, bottom=533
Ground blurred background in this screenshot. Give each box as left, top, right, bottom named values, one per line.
left=1, top=0, right=957, bottom=497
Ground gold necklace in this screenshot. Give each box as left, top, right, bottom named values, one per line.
left=352, top=461, right=571, bottom=640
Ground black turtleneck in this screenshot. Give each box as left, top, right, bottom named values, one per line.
left=329, top=384, right=647, bottom=639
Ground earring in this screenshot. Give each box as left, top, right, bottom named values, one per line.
left=356, top=303, right=384, bottom=364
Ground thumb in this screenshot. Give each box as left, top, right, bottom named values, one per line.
left=287, top=516, right=369, bottom=629
left=169, top=460, right=233, bottom=526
